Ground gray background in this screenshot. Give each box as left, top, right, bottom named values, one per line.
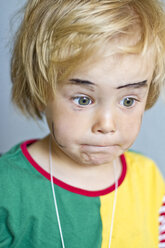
left=1, top=0, right=165, bottom=176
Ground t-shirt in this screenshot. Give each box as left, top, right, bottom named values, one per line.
left=0, top=140, right=164, bottom=248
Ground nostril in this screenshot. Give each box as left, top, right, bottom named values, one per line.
left=97, top=128, right=116, bottom=134
left=93, top=123, right=116, bottom=134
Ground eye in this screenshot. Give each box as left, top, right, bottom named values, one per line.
left=120, top=97, right=136, bottom=108
left=73, top=96, right=93, bottom=106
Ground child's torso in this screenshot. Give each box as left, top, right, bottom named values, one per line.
left=0, top=141, right=164, bottom=248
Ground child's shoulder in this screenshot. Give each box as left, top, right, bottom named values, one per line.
left=124, top=150, right=164, bottom=188
left=0, top=142, right=28, bottom=179
left=0, top=143, right=22, bottom=166
left=125, top=149, right=156, bottom=167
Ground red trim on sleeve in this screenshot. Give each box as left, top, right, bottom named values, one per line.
left=160, top=239, right=165, bottom=243
left=21, top=140, right=127, bottom=197
left=159, top=196, right=165, bottom=248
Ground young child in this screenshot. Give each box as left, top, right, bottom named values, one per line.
left=1, top=0, right=165, bottom=247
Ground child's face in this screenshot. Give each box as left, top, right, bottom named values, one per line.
left=45, top=48, right=154, bottom=167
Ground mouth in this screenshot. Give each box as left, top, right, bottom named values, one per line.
left=81, top=144, right=119, bottom=152
left=82, top=143, right=118, bottom=147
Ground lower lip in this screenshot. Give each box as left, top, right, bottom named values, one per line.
left=81, top=144, right=118, bottom=153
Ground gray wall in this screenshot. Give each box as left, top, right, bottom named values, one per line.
left=1, top=0, right=165, bottom=177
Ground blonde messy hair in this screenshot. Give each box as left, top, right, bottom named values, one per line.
left=11, top=0, right=165, bottom=119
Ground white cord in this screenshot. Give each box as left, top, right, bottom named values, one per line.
left=108, top=159, right=118, bottom=248
left=49, top=136, right=118, bottom=248
left=49, top=137, right=66, bottom=248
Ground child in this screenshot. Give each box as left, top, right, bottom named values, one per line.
left=1, top=0, right=165, bottom=247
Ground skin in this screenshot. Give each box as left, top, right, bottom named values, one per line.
left=28, top=43, right=155, bottom=190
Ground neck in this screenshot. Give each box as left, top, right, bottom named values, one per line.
left=49, top=137, right=122, bottom=191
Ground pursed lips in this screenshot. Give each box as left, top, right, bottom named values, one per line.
left=82, top=143, right=118, bottom=147
left=81, top=144, right=119, bottom=152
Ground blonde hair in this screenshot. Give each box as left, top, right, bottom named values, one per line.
left=11, top=0, right=165, bottom=119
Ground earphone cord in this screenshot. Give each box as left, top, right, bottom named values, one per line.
left=108, top=159, right=118, bottom=248
left=49, top=136, right=118, bottom=248
left=49, top=137, right=65, bottom=248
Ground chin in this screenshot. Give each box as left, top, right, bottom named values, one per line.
left=79, top=152, right=116, bottom=166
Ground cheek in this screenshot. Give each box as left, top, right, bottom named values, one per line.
left=120, top=111, right=143, bottom=142
left=47, top=110, right=87, bottom=144
left=129, top=113, right=142, bottom=130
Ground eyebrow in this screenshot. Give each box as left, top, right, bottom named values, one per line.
left=116, top=80, right=148, bottom=89
left=69, top=78, right=95, bottom=90
left=69, top=78, right=148, bottom=90
left=69, top=78, right=95, bottom=85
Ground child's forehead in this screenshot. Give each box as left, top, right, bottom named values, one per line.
left=71, top=38, right=155, bottom=77
left=62, top=51, right=154, bottom=94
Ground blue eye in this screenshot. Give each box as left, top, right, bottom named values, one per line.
left=121, top=97, right=135, bottom=107
left=73, top=96, right=92, bottom=106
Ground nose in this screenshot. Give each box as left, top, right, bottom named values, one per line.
left=92, top=107, right=116, bottom=134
